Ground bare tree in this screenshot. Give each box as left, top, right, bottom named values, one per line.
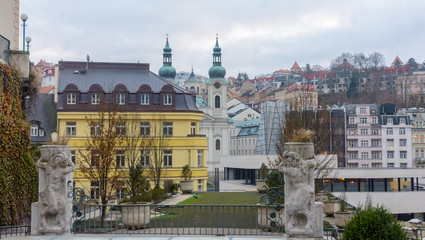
left=121, top=114, right=150, bottom=203
left=79, top=102, right=124, bottom=224
left=144, top=115, right=171, bottom=189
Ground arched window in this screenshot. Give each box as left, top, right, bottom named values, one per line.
left=421, top=135, right=424, bottom=143
left=215, top=95, right=220, bottom=108
left=215, top=139, right=220, bottom=150
left=415, top=135, right=419, bottom=143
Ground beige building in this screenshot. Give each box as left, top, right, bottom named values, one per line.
left=406, top=111, right=425, bottom=168
left=0, top=0, right=20, bottom=51
left=397, top=71, right=425, bottom=107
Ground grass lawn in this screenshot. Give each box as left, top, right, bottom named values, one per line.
left=178, top=192, right=262, bottom=205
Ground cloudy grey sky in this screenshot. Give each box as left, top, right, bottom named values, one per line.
left=21, top=0, right=425, bottom=78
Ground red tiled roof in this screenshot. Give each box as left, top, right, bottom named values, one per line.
left=274, top=69, right=292, bottom=73
left=391, top=56, right=404, bottom=66
left=248, top=77, right=275, bottom=83
left=304, top=73, right=327, bottom=80
left=35, top=59, right=51, bottom=68
left=291, top=61, right=301, bottom=70
left=39, top=86, right=54, bottom=93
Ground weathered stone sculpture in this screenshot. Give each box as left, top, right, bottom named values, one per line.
left=280, top=142, right=323, bottom=239
left=31, top=145, right=75, bottom=235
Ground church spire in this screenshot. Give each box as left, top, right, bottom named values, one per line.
left=159, top=35, right=176, bottom=81
left=208, top=35, right=226, bottom=80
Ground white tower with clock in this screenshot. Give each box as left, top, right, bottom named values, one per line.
left=199, top=36, right=232, bottom=181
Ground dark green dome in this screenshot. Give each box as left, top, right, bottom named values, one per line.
left=208, top=65, right=226, bottom=79
left=159, top=65, right=176, bottom=79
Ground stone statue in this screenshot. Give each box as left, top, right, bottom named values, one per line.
left=280, top=142, right=323, bottom=239
left=31, top=145, right=74, bottom=235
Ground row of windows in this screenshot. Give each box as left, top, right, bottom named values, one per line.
left=348, top=128, right=407, bottom=135
left=386, top=139, right=407, bottom=147
left=88, top=150, right=204, bottom=168
left=230, top=149, right=254, bottom=155
left=349, top=117, right=378, bottom=124
left=66, top=93, right=173, bottom=106
left=347, top=151, right=407, bottom=159
left=414, top=135, right=425, bottom=143
left=347, top=163, right=408, bottom=168
left=231, top=138, right=256, bottom=147
left=66, top=121, right=197, bottom=137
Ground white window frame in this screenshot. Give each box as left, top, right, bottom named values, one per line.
left=141, top=93, right=149, bottom=105
left=39, top=129, right=44, bottom=136
left=361, top=152, right=369, bottom=159
left=164, top=93, right=172, bottom=105
left=387, top=128, right=393, bottom=135
left=361, top=140, right=368, bottom=147
left=67, top=93, right=76, bottom=104
left=164, top=150, right=172, bottom=167
left=71, top=150, right=76, bottom=164
left=198, top=179, right=203, bottom=191
left=163, top=122, right=173, bottom=136
left=387, top=139, right=394, bottom=147
left=91, top=93, right=100, bottom=105
left=90, top=182, right=100, bottom=200
left=400, top=151, right=407, bottom=159
left=116, top=122, right=126, bottom=136
left=360, top=129, right=368, bottom=135
left=116, top=151, right=125, bottom=168
left=387, top=163, right=394, bottom=168
left=400, top=139, right=407, bottom=147
left=399, top=128, right=406, bottom=135
left=387, top=151, right=394, bottom=159
left=349, top=118, right=354, bottom=124
left=191, top=122, right=196, bottom=135
left=90, top=122, right=101, bottom=136
left=116, top=93, right=125, bottom=105
left=197, top=150, right=203, bottom=166
left=141, top=150, right=150, bottom=166
left=66, top=122, right=77, bottom=136
left=140, top=122, right=150, bottom=136
left=30, top=125, right=38, bottom=136
left=360, top=117, right=367, bottom=124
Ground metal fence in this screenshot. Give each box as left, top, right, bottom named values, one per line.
left=71, top=204, right=284, bottom=236
left=0, top=226, right=31, bottom=239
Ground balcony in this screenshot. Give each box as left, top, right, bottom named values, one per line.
left=415, top=157, right=425, bottom=162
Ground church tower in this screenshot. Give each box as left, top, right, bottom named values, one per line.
left=206, top=35, right=228, bottom=118
left=158, top=35, right=177, bottom=84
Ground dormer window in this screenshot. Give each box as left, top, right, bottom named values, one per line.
left=91, top=93, right=100, bottom=105
left=116, top=93, right=125, bottom=105
left=30, top=125, right=38, bottom=136
left=164, top=93, right=172, bottom=105
left=67, top=93, right=76, bottom=104
left=387, top=118, right=393, bottom=124
left=141, top=93, right=149, bottom=105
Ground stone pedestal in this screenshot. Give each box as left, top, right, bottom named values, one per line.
left=31, top=145, right=75, bottom=235
left=281, top=142, right=323, bottom=239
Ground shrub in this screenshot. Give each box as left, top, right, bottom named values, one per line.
left=166, top=183, right=180, bottom=195
left=259, top=163, right=268, bottom=180
left=151, top=187, right=166, bottom=204
left=342, top=205, right=408, bottom=240
left=181, top=164, right=192, bottom=181
left=265, top=171, right=284, bottom=188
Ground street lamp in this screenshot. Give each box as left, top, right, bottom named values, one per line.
left=20, top=13, right=28, bottom=51
left=25, top=36, right=31, bottom=52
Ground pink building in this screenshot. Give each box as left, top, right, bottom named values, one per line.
left=345, top=104, right=382, bottom=168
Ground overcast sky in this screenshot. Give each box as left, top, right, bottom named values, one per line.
left=20, top=0, right=425, bottom=78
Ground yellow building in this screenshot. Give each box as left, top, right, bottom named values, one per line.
left=56, top=61, right=208, bottom=199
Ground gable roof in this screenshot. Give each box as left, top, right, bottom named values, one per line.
left=291, top=61, right=301, bottom=70
left=39, top=86, right=54, bottom=94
